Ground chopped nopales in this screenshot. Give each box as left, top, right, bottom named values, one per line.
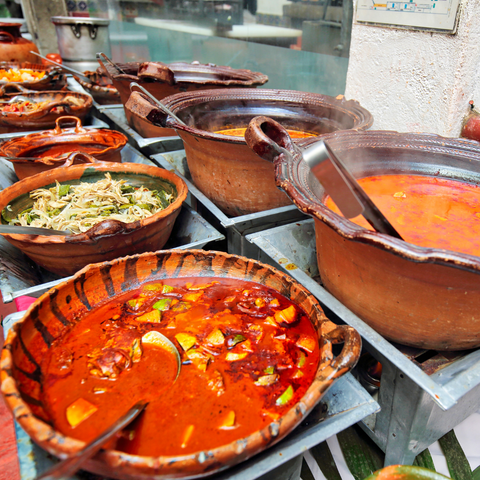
left=153, top=298, right=173, bottom=311
left=276, top=385, right=294, bottom=406
left=66, top=398, right=98, bottom=428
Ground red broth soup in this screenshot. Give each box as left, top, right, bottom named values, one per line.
left=325, top=174, right=480, bottom=256
left=41, top=277, right=320, bottom=456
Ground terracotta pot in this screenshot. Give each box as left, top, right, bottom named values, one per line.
left=100, top=59, right=268, bottom=138
left=0, top=62, right=66, bottom=90
left=0, top=23, right=39, bottom=63
left=0, top=159, right=188, bottom=276
left=0, top=249, right=361, bottom=479
left=0, top=88, right=92, bottom=135
left=74, top=70, right=120, bottom=105
left=0, top=116, right=126, bottom=178
left=126, top=89, right=373, bottom=216
left=364, top=465, right=451, bottom=480
left=245, top=117, right=480, bottom=351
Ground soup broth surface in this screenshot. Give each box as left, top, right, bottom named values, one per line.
left=41, top=277, right=320, bottom=456
left=325, top=174, right=480, bottom=256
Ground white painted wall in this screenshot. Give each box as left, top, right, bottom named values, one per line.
left=257, top=0, right=290, bottom=17
left=345, top=0, right=480, bottom=136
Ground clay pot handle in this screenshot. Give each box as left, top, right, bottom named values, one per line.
left=0, top=31, right=16, bottom=44
left=138, top=62, right=175, bottom=86
left=125, top=91, right=170, bottom=128
left=318, top=323, right=361, bottom=382
left=53, top=116, right=86, bottom=134
left=61, top=151, right=102, bottom=168
left=245, top=116, right=297, bottom=163
left=0, top=83, right=32, bottom=95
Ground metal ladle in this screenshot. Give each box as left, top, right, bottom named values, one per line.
left=29, top=51, right=93, bottom=84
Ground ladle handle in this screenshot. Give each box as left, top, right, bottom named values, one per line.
left=34, top=401, right=147, bottom=480
left=0, top=83, right=32, bottom=95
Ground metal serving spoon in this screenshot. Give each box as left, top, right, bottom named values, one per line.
left=0, top=225, right=71, bottom=236
left=34, top=401, right=148, bottom=480
left=0, top=95, right=33, bottom=104
left=30, top=51, right=93, bottom=84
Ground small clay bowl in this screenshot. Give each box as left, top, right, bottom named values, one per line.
left=0, top=249, right=361, bottom=479
left=74, top=70, right=120, bottom=105
left=0, top=116, right=127, bottom=179
left=100, top=59, right=268, bottom=138
left=0, top=158, right=188, bottom=276
left=0, top=88, right=93, bottom=134
left=0, top=61, right=66, bottom=90
left=126, top=88, right=373, bottom=216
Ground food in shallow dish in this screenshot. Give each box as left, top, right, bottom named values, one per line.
left=42, top=277, right=320, bottom=455
left=7, top=173, right=177, bottom=234
left=0, top=94, right=85, bottom=113
left=0, top=67, right=46, bottom=82
left=325, top=174, right=480, bottom=257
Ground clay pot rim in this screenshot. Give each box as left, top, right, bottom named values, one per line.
left=0, top=248, right=360, bottom=478
left=276, top=129, right=480, bottom=274
left=0, top=91, right=93, bottom=121
left=0, top=115, right=126, bottom=164
left=0, top=161, right=188, bottom=244
left=158, top=88, right=374, bottom=144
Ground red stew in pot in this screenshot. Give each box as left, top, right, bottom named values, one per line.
left=41, top=278, right=320, bottom=456
left=215, top=127, right=316, bottom=139
left=325, top=174, right=480, bottom=257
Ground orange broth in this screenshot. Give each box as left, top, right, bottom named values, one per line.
left=324, top=174, right=480, bottom=256
left=215, top=127, right=316, bottom=139
left=41, top=278, right=320, bottom=456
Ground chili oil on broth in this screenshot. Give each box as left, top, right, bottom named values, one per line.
left=41, top=278, right=320, bottom=457
left=324, top=174, right=480, bottom=256
left=215, top=127, right=317, bottom=139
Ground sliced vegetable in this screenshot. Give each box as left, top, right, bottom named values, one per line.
left=255, top=297, right=266, bottom=307
left=255, top=374, right=279, bottom=386
left=230, top=334, right=245, bottom=347
left=264, top=366, right=274, bottom=374
left=264, top=316, right=278, bottom=327
left=181, top=424, right=195, bottom=448
left=136, top=309, right=161, bottom=323
left=274, top=305, right=297, bottom=325
left=297, top=351, right=306, bottom=368
left=206, top=328, right=225, bottom=346
left=175, top=333, right=196, bottom=351
left=291, top=370, right=304, bottom=379
left=66, top=398, right=98, bottom=428
left=275, top=385, right=294, bottom=406
left=183, top=291, right=203, bottom=302
left=171, top=302, right=191, bottom=312
left=142, top=283, right=163, bottom=292
left=296, top=334, right=317, bottom=353
left=153, top=298, right=173, bottom=311
left=186, top=349, right=211, bottom=371
left=58, top=184, right=70, bottom=197
left=219, top=411, right=236, bottom=429
left=269, top=298, right=280, bottom=307
left=225, top=352, right=249, bottom=362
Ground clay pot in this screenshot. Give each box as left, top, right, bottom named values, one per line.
left=364, top=465, right=451, bottom=480
left=245, top=117, right=480, bottom=351
left=0, top=249, right=361, bottom=479
left=100, top=59, right=268, bottom=138
left=126, top=89, right=373, bottom=216
left=0, top=23, right=39, bottom=63
left=74, top=70, right=120, bottom=105
left=0, top=62, right=66, bottom=90
left=0, top=116, right=126, bottom=179
left=0, top=159, right=188, bottom=276
left=0, top=88, right=92, bottom=135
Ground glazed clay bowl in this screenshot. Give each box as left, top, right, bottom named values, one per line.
left=101, top=59, right=268, bottom=138
left=0, top=88, right=93, bottom=134
left=0, top=62, right=66, bottom=90
left=74, top=70, right=120, bottom=105
left=365, top=465, right=451, bottom=480
left=245, top=117, right=480, bottom=351
left=0, top=160, right=188, bottom=276
left=0, top=116, right=127, bottom=179
left=0, top=249, right=361, bottom=479
left=126, top=89, right=373, bottom=216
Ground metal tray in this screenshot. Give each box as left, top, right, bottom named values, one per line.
left=94, top=104, right=184, bottom=156
left=151, top=150, right=308, bottom=256
left=2, top=310, right=378, bottom=480
left=246, top=219, right=480, bottom=464
left=0, top=143, right=225, bottom=304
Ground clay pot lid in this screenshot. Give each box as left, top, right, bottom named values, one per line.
left=0, top=115, right=127, bottom=161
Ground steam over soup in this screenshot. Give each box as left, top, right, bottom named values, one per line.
left=325, top=174, right=480, bottom=256
left=41, top=278, right=320, bottom=456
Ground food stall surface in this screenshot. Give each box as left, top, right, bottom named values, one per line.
left=1, top=308, right=379, bottom=480
left=151, top=149, right=308, bottom=256
left=246, top=219, right=480, bottom=466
